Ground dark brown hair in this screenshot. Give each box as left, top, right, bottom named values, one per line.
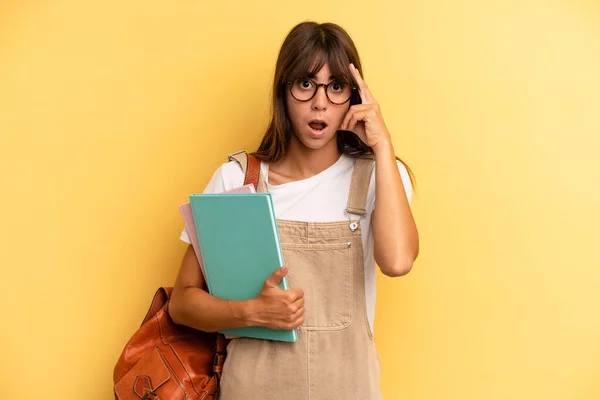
left=251, top=21, right=414, bottom=185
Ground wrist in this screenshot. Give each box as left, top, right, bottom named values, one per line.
left=231, top=298, right=261, bottom=327
left=372, top=137, right=394, bottom=156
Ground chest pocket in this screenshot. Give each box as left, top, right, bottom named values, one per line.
left=281, top=242, right=353, bottom=330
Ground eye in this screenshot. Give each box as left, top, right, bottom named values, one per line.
left=330, top=82, right=344, bottom=92
left=300, top=79, right=313, bottom=89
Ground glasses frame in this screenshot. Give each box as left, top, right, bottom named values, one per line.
left=286, top=78, right=357, bottom=105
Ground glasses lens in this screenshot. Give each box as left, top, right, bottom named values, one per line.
left=327, top=82, right=352, bottom=104
left=290, top=79, right=316, bottom=101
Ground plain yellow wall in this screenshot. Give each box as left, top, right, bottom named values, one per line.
left=1, top=0, right=599, bottom=399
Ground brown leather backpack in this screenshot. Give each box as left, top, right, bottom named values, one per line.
left=113, top=153, right=261, bottom=400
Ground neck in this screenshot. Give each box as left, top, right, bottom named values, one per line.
left=277, top=135, right=343, bottom=179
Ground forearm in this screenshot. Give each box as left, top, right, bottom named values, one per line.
left=170, top=246, right=303, bottom=332
left=372, top=140, right=419, bottom=276
left=171, top=286, right=258, bottom=333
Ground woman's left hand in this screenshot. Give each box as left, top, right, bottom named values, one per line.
left=339, top=63, right=392, bottom=151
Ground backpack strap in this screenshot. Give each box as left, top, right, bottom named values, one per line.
left=345, top=154, right=376, bottom=217
left=228, top=150, right=267, bottom=192
left=141, top=287, right=171, bottom=326
left=213, top=333, right=227, bottom=393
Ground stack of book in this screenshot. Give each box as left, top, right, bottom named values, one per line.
left=179, top=184, right=298, bottom=342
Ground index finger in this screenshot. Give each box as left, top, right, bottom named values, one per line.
left=350, top=63, right=375, bottom=104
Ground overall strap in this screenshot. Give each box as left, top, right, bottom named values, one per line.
left=228, top=150, right=267, bottom=192
left=345, top=154, right=376, bottom=217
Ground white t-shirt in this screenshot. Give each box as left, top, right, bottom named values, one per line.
left=180, top=153, right=412, bottom=331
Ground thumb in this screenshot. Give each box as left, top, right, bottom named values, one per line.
left=264, top=265, right=288, bottom=288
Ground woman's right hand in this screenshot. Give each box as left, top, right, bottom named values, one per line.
left=246, top=264, right=305, bottom=330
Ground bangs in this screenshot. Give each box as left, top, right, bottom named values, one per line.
left=285, top=38, right=355, bottom=86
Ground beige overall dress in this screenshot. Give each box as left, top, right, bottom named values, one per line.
left=220, top=152, right=383, bottom=400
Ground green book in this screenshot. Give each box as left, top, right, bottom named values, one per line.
left=189, top=193, right=298, bottom=342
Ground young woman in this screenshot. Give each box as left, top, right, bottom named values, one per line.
left=169, top=21, right=418, bottom=400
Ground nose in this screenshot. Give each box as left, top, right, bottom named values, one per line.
left=311, top=85, right=328, bottom=111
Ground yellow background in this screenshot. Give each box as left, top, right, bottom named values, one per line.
left=1, top=0, right=599, bottom=399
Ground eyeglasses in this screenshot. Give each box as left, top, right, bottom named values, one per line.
left=286, top=78, right=356, bottom=105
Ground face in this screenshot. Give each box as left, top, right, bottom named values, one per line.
left=285, top=62, right=350, bottom=152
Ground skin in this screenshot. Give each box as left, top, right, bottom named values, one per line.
left=168, top=61, right=419, bottom=333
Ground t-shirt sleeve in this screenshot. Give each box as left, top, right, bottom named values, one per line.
left=180, top=161, right=245, bottom=244
left=180, top=166, right=228, bottom=244
left=398, top=161, right=413, bottom=204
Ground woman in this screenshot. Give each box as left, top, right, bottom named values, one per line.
left=169, top=21, right=418, bottom=400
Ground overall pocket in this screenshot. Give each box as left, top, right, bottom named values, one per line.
left=281, top=242, right=353, bottom=330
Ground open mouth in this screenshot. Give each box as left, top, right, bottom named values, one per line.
left=308, top=120, right=328, bottom=132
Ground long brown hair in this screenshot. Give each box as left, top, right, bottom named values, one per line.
left=251, top=21, right=415, bottom=186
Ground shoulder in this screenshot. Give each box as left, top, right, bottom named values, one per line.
left=220, top=159, right=244, bottom=176
left=339, top=153, right=358, bottom=170
left=217, top=160, right=245, bottom=188
left=203, top=160, right=245, bottom=194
